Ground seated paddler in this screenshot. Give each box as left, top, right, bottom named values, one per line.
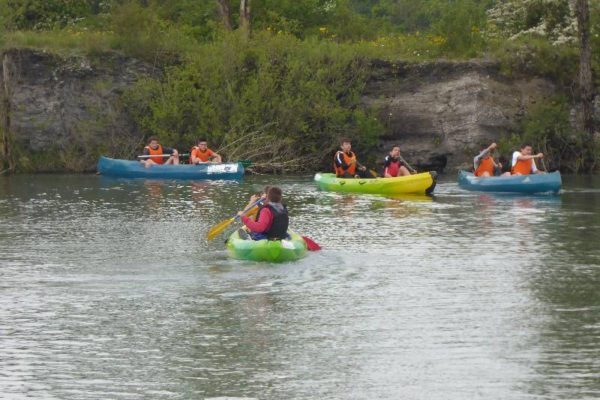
left=511, top=143, right=544, bottom=175
left=237, top=186, right=289, bottom=241
left=190, top=138, right=222, bottom=164
left=140, top=136, right=179, bottom=167
left=383, top=145, right=413, bottom=177
left=334, top=138, right=368, bottom=178
left=473, top=142, right=509, bottom=177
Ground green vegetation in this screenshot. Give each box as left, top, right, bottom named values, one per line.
left=0, top=0, right=598, bottom=172
left=499, top=96, right=598, bottom=173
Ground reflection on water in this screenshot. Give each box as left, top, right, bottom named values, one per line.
left=1, top=174, right=599, bottom=399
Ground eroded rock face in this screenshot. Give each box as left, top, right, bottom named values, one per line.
left=363, top=60, right=558, bottom=172
left=1, top=48, right=153, bottom=171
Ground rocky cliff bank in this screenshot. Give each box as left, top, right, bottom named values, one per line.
left=1, top=48, right=562, bottom=173
left=363, top=60, right=558, bottom=172
left=0, top=48, right=153, bottom=172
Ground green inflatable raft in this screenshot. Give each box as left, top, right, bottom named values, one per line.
left=226, top=229, right=308, bottom=262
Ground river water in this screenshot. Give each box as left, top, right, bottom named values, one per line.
left=1, top=174, right=599, bottom=399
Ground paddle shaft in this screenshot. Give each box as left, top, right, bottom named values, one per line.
left=137, top=153, right=190, bottom=158
left=399, top=155, right=417, bottom=173
left=206, top=198, right=263, bottom=241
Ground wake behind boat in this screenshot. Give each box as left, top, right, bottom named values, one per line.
left=97, top=156, right=245, bottom=180
left=458, top=170, right=562, bottom=194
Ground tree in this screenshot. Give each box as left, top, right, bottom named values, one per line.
left=240, top=0, right=251, bottom=35
left=216, top=0, right=233, bottom=31
left=575, top=0, right=595, bottom=138
left=215, top=0, right=251, bottom=35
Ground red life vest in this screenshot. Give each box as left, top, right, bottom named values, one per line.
left=334, top=151, right=356, bottom=177
left=475, top=157, right=495, bottom=177
left=384, top=157, right=401, bottom=177
left=144, top=144, right=164, bottom=164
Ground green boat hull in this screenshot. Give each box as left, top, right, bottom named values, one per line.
left=226, top=229, right=307, bottom=262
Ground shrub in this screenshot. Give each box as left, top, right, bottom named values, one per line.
left=121, top=31, right=383, bottom=172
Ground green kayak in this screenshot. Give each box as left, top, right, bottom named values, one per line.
left=226, top=229, right=307, bottom=262
left=314, top=172, right=436, bottom=195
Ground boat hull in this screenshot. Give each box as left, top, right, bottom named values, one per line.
left=458, top=170, right=562, bottom=194
left=226, top=229, right=307, bottom=262
left=313, top=172, right=436, bottom=195
left=97, top=156, right=244, bottom=180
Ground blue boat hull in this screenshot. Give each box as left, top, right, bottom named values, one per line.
left=97, top=156, right=244, bottom=180
left=458, top=170, right=561, bottom=194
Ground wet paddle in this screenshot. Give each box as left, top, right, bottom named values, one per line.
left=207, top=198, right=262, bottom=241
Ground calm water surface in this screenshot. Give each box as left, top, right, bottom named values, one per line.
left=1, top=174, right=599, bottom=399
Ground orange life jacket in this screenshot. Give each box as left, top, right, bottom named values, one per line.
left=145, top=144, right=164, bottom=164
left=190, top=146, right=215, bottom=163
left=511, top=158, right=533, bottom=175
left=334, top=151, right=356, bottom=177
left=475, top=157, right=495, bottom=177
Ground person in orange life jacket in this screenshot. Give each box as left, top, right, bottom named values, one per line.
left=140, top=137, right=179, bottom=167
left=473, top=142, right=510, bottom=177
left=237, top=186, right=289, bottom=241
left=383, top=145, right=412, bottom=177
left=511, top=143, right=544, bottom=175
left=334, top=139, right=368, bottom=178
left=190, top=138, right=222, bottom=164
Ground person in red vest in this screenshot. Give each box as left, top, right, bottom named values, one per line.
left=383, top=145, right=413, bottom=177
left=473, top=142, right=509, bottom=177
left=140, top=137, right=179, bottom=167
left=237, top=186, right=289, bottom=241
left=511, top=143, right=544, bottom=175
left=190, top=138, right=222, bottom=164
left=333, top=138, right=367, bottom=178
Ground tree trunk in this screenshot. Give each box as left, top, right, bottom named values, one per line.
left=575, top=0, right=595, bottom=169
left=216, top=0, right=233, bottom=31
left=239, top=0, right=251, bottom=37
left=1, top=53, right=15, bottom=173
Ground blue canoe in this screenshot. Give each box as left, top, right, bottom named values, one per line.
left=458, top=170, right=561, bottom=194
left=97, top=156, right=244, bottom=180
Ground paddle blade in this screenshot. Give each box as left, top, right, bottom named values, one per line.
left=206, top=205, right=258, bottom=241
left=302, top=236, right=321, bottom=251
left=207, top=217, right=235, bottom=241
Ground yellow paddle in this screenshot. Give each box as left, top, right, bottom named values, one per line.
left=206, top=199, right=262, bottom=241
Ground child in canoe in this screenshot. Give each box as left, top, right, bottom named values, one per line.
left=473, top=143, right=510, bottom=177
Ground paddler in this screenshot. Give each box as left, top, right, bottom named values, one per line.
left=237, top=186, right=289, bottom=240
left=382, top=144, right=414, bottom=177
left=511, top=143, right=544, bottom=175
left=140, top=137, right=179, bottom=167
left=190, top=138, right=222, bottom=164
left=334, top=138, right=368, bottom=178
left=473, top=142, right=509, bottom=177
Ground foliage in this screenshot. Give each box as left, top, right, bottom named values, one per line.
left=491, top=36, right=579, bottom=86
left=0, top=0, right=99, bottom=30
left=121, top=32, right=383, bottom=172
left=487, top=0, right=577, bottom=45
left=499, top=96, right=598, bottom=173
